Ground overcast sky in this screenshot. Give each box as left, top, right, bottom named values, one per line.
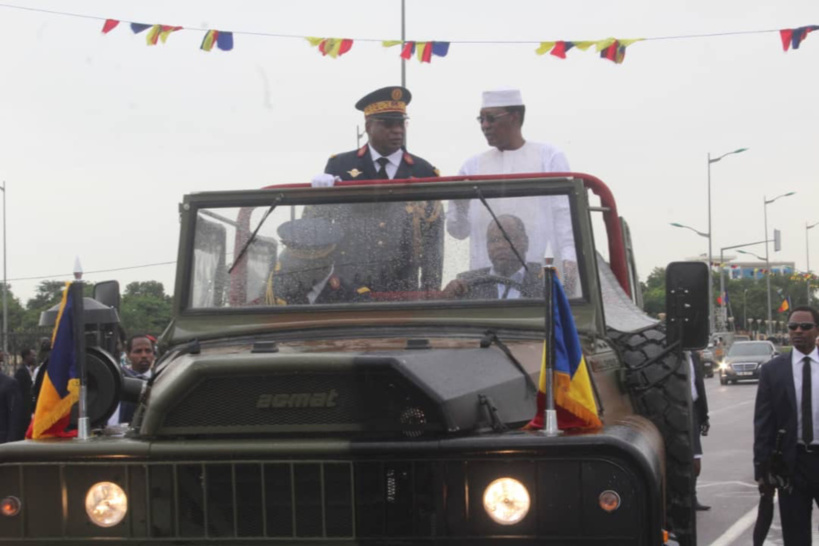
left=0, top=0, right=817, bottom=304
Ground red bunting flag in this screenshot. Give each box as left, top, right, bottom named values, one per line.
left=780, top=25, right=819, bottom=51
left=101, top=19, right=119, bottom=34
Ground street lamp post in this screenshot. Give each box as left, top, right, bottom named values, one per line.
left=807, top=221, right=819, bottom=304
left=707, top=148, right=748, bottom=332
left=670, top=221, right=712, bottom=327
left=764, top=192, right=796, bottom=335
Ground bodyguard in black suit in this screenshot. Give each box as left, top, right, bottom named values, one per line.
left=754, top=305, right=819, bottom=544
left=12, top=348, right=36, bottom=440
left=307, top=86, right=443, bottom=293
left=444, top=214, right=544, bottom=300
left=690, top=350, right=711, bottom=511
left=0, top=371, right=23, bottom=443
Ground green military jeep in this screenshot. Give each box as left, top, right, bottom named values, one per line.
left=0, top=174, right=708, bottom=545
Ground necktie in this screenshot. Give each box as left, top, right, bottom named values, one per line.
left=376, top=157, right=390, bottom=179
left=804, top=356, right=813, bottom=445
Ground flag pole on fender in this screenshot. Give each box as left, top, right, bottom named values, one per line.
left=71, top=260, right=89, bottom=440
left=541, top=261, right=559, bottom=436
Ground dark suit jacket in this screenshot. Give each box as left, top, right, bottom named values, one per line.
left=118, top=367, right=150, bottom=425
left=691, top=351, right=709, bottom=424
left=13, top=366, right=33, bottom=435
left=0, top=372, right=23, bottom=443
left=456, top=264, right=545, bottom=300
left=304, top=144, right=443, bottom=292
left=754, top=352, right=798, bottom=481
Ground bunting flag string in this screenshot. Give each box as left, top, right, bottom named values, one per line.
left=0, top=3, right=815, bottom=62
left=307, top=37, right=354, bottom=58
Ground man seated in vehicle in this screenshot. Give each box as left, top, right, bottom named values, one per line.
left=443, top=214, right=545, bottom=300
left=265, top=218, right=370, bottom=305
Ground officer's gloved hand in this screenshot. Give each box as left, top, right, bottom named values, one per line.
left=311, top=174, right=341, bottom=188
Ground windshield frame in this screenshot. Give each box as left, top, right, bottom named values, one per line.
left=177, top=176, right=586, bottom=313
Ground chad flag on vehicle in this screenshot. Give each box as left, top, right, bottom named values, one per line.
left=26, top=282, right=80, bottom=439
left=527, top=275, right=602, bottom=431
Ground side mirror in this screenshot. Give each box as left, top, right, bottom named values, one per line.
left=665, top=261, right=710, bottom=350
left=94, top=280, right=121, bottom=312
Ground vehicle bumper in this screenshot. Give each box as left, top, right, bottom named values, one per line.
left=0, top=425, right=666, bottom=545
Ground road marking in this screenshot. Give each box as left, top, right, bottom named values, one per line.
left=708, top=399, right=754, bottom=416
left=707, top=501, right=761, bottom=546
left=698, top=480, right=758, bottom=489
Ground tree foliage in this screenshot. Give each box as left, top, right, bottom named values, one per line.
left=120, top=281, right=173, bottom=337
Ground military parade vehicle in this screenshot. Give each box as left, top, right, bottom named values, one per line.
left=0, top=173, right=709, bottom=545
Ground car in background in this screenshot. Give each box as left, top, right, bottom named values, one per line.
left=733, top=335, right=750, bottom=343
left=699, top=347, right=715, bottom=378
left=719, top=340, right=778, bottom=385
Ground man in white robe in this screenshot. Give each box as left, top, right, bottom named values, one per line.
left=446, top=88, right=579, bottom=296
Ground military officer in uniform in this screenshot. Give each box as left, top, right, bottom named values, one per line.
left=443, top=214, right=545, bottom=300
left=265, top=218, right=370, bottom=305
left=307, top=86, right=443, bottom=293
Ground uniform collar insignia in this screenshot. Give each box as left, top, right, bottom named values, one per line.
left=356, top=144, right=369, bottom=158
left=347, top=168, right=363, bottom=178
left=402, top=151, right=415, bottom=165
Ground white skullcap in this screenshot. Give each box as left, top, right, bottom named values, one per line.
left=481, top=88, right=524, bottom=108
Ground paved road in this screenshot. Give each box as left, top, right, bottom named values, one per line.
left=695, top=376, right=819, bottom=545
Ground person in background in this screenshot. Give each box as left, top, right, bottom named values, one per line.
left=690, top=350, right=711, bottom=511
left=12, top=348, right=37, bottom=440
left=0, top=363, right=23, bottom=443
left=109, top=335, right=156, bottom=425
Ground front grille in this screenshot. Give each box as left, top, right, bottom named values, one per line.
left=731, top=362, right=758, bottom=373
left=160, top=369, right=442, bottom=438
left=0, top=457, right=646, bottom=544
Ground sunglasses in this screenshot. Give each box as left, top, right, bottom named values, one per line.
left=788, top=322, right=817, bottom=331
left=476, top=112, right=511, bottom=124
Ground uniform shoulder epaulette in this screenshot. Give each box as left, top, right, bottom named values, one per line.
left=329, top=153, right=337, bottom=159
left=433, top=167, right=440, bottom=176
left=356, top=286, right=371, bottom=294
left=402, top=151, right=415, bottom=165
left=356, top=144, right=369, bottom=158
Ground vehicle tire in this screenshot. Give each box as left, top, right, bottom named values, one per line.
left=609, top=324, right=696, bottom=546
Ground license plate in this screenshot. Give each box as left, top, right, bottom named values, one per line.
left=738, top=372, right=753, bottom=376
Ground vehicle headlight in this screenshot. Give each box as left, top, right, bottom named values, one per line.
left=482, top=477, right=531, bottom=525
left=718, top=360, right=728, bottom=370
left=85, top=482, right=127, bottom=527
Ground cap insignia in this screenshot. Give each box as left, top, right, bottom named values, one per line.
left=391, top=88, right=403, bottom=100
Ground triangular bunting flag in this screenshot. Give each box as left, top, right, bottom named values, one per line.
left=101, top=19, right=119, bottom=34
left=307, top=37, right=353, bottom=58
left=130, top=23, right=151, bottom=34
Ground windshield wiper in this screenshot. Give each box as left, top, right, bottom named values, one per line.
left=473, top=187, right=528, bottom=273
left=228, top=198, right=281, bottom=274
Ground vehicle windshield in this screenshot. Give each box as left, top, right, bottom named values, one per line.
left=727, top=342, right=773, bottom=357
left=187, top=188, right=583, bottom=309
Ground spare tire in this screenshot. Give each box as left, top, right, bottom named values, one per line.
left=609, top=324, right=696, bottom=546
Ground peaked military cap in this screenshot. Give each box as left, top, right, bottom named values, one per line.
left=355, top=86, right=411, bottom=119
left=278, top=218, right=343, bottom=260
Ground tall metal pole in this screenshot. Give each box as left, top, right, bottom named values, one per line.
left=764, top=196, right=772, bottom=336
left=1, top=182, right=6, bottom=359
left=707, top=154, right=714, bottom=333
left=719, top=247, right=725, bottom=331
left=400, top=0, right=406, bottom=88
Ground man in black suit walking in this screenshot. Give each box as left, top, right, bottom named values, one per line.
left=308, top=86, right=443, bottom=293
left=754, top=305, right=819, bottom=544
left=443, top=214, right=544, bottom=300
left=12, top=348, right=37, bottom=440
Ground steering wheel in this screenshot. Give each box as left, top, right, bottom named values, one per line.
left=459, top=274, right=538, bottom=299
